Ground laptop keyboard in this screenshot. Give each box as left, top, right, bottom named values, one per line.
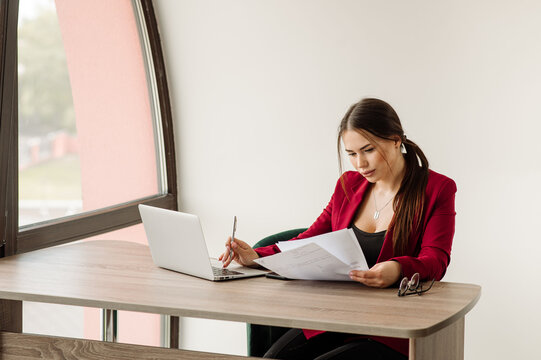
left=212, top=267, right=243, bottom=276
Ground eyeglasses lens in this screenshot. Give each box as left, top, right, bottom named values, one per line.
left=409, top=273, right=420, bottom=290
left=399, top=277, right=408, bottom=295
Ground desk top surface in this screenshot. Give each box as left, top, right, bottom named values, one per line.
left=0, top=240, right=480, bottom=338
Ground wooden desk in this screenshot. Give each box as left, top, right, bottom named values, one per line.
left=0, top=240, right=480, bottom=359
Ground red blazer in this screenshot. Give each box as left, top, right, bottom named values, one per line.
left=254, top=169, right=457, bottom=356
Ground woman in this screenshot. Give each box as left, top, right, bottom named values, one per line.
left=220, top=98, right=456, bottom=359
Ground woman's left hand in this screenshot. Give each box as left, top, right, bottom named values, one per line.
left=349, top=261, right=402, bottom=288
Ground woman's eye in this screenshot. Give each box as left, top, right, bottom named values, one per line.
left=347, top=153, right=356, bottom=157
left=364, top=148, right=375, bottom=153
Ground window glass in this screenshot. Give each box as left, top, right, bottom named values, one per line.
left=18, top=0, right=161, bottom=227
left=18, top=0, right=81, bottom=226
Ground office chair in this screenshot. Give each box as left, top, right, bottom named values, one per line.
left=246, top=228, right=307, bottom=357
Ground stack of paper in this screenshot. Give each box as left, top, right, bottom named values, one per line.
left=253, top=228, right=368, bottom=281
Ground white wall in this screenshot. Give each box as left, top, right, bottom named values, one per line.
left=155, top=1, right=541, bottom=358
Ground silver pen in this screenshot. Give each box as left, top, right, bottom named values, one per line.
left=229, top=216, right=237, bottom=263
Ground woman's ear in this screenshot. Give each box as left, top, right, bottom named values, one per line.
left=392, top=135, right=402, bottom=149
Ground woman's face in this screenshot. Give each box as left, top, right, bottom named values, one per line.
left=342, top=130, right=401, bottom=183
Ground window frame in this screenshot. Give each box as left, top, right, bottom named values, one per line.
left=0, top=0, right=177, bottom=257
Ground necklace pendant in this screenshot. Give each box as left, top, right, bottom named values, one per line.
left=373, top=211, right=380, bottom=220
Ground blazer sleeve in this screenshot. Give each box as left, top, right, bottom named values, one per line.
left=253, top=177, right=342, bottom=257
left=390, top=178, right=457, bottom=281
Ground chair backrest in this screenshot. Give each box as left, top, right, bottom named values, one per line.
left=252, top=228, right=308, bottom=249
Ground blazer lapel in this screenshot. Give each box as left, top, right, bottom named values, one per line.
left=337, top=179, right=370, bottom=229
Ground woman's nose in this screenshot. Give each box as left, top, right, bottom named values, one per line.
left=356, top=156, right=366, bottom=169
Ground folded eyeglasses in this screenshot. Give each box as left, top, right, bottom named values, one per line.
left=397, top=273, right=435, bottom=297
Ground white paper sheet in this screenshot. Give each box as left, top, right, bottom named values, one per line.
left=253, top=242, right=353, bottom=281
left=276, top=228, right=368, bottom=270
left=254, top=229, right=369, bottom=281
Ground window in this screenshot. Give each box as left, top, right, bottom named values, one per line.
left=0, top=0, right=176, bottom=257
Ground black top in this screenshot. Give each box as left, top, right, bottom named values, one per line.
left=351, top=224, right=386, bottom=269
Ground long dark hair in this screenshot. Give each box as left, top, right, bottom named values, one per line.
left=337, top=98, right=429, bottom=256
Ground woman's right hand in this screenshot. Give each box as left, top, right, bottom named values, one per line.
left=219, top=236, right=260, bottom=268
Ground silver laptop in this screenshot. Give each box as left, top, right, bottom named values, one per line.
left=138, top=204, right=268, bottom=281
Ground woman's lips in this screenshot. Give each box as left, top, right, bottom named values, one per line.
left=361, top=170, right=375, bottom=177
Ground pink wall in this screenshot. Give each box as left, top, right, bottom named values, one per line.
left=55, top=0, right=158, bottom=211
left=55, top=0, right=160, bottom=346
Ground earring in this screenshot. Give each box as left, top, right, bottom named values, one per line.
left=401, top=143, right=407, bottom=154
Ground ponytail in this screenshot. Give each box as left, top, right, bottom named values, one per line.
left=390, top=137, right=428, bottom=256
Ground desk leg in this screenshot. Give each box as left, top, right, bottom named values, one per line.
left=161, top=315, right=180, bottom=348
left=101, top=309, right=118, bottom=342
left=0, top=300, right=22, bottom=332
left=409, top=317, right=464, bottom=360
